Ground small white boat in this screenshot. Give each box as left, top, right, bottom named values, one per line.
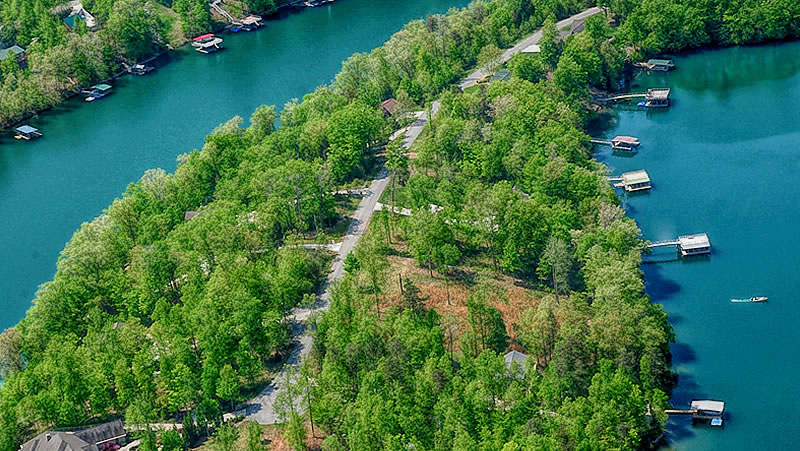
left=731, top=296, right=768, bottom=303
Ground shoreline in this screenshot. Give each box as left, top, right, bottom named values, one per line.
left=1, top=0, right=309, bottom=134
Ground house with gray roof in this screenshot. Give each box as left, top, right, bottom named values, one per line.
left=20, top=420, right=127, bottom=451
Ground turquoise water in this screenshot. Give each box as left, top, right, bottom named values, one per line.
left=0, top=0, right=471, bottom=331
left=597, top=40, right=800, bottom=449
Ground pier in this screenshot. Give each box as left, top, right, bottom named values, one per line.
left=665, top=400, right=725, bottom=426
left=648, top=233, right=711, bottom=256
left=596, top=88, right=671, bottom=108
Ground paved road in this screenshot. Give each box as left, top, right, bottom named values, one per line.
left=458, top=7, right=603, bottom=90
left=245, top=7, right=600, bottom=423
left=244, top=109, right=435, bottom=424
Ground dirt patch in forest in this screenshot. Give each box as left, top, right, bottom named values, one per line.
left=381, top=252, right=545, bottom=347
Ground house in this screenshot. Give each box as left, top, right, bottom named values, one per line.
left=503, top=350, right=528, bottom=369
left=20, top=420, right=127, bottom=451
left=55, top=1, right=98, bottom=31
left=0, top=45, right=25, bottom=63
left=489, top=68, right=512, bottom=82
left=379, top=98, right=397, bottom=117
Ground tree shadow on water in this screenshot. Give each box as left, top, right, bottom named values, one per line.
left=642, top=264, right=681, bottom=302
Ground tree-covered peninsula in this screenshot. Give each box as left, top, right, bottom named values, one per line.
left=1, top=0, right=800, bottom=449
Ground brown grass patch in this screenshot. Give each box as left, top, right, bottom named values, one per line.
left=380, top=252, right=545, bottom=348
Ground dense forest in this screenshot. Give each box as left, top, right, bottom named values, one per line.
left=1, top=0, right=800, bottom=449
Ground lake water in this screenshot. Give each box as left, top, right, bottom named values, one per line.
left=597, top=40, right=800, bottom=449
left=0, top=0, right=470, bottom=331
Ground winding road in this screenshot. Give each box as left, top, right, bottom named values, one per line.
left=244, top=6, right=602, bottom=424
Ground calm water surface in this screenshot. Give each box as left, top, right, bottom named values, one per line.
left=0, top=0, right=471, bottom=330
left=597, top=40, right=800, bottom=449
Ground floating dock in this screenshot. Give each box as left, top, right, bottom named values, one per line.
left=648, top=233, right=710, bottom=256
left=665, top=400, right=725, bottom=426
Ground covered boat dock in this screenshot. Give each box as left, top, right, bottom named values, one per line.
left=14, top=125, right=43, bottom=140
left=644, top=88, right=671, bottom=108
left=83, top=83, right=112, bottom=101
left=192, top=34, right=224, bottom=53
left=613, top=170, right=651, bottom=192
left=648, top=233, right=711, bottom=256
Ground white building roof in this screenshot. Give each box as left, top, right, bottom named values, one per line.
left=691, top=400, right=725, bottom=413
left=678, top=233, right=710, bottom=250
left=504, top=350, right=528, bottom=368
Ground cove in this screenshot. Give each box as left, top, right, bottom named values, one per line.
left=0, top=0, right=472, bottom=331
left=596, top=40, right=800, bottom=449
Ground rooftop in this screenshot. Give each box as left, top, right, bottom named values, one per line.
left=16, top=125, right=38, bottom=134
left=647, top=88, right=671, bottom=99
left=489, top=68, right=512, bottom=82
left=612, top=136, right=640, bottom=145
left=622, top=170, right=650, bottom=185
left=504, top=350, right=528, bottom=368
left=241, top=15, right=262, bottom=25
left=648, top=59, right=674, bottom=66
left=379, top=98, right=397, bottom=115
left=0, top=45, right=24, bottom=61
left=691, top=399, right=725, bottom=414
left=20, top=420, right=126, bottom=451
left=678, top=233, right=710, bottom=250
left=90, top=83, right=112, bottom=91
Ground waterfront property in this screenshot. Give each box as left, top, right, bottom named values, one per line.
left=647, top=233, right=711, bottom=257
left=82, top=84, right=112, bottom=102
left=612, top=170, right=651, bottom=192
left=192, top=34, right=224, bottom=54
left=14, top=125, right=42, bottom=141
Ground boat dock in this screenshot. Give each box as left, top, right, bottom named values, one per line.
left=14, top=125, right=43, bottom=140
left=635, top=59, right=676, bottom=71
left=192, top=33, right=224, bottom=54
left=648, top=233, right=711, bottom=256
left=596, top=88, right=671, bottom=108
left=591, top=135, right=641, bottom=151
left=610, top=170, right=651, bottom=192
left=665, top=400, right=725, bottom=426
